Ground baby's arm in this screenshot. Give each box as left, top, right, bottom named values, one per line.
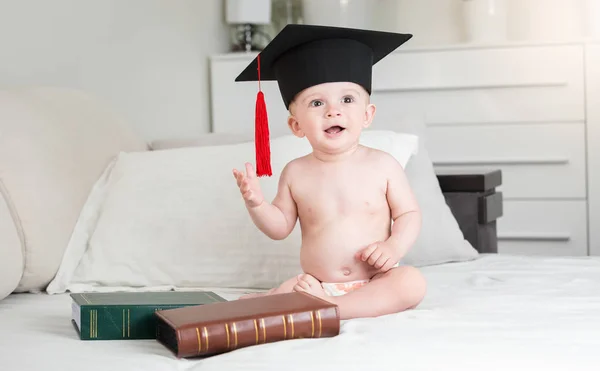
left=233, top=162, right=298, bottom=240
left=357, top=153, right=422, bottom=270
left=384, top=154, right=422, bottom=259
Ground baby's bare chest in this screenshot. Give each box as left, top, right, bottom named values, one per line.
left=293, top=174, right=389, bottom=219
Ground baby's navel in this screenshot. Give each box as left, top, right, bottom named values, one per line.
left=342, top=267, right=351, bottom=276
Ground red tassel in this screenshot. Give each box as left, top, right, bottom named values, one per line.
left=255, top=55, right=272, bottom=177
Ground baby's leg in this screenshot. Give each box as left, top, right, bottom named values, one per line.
left=337, top=266, right=426, bottom=319
left=296, top=266, right=426, bottom=320
left=238, top=275, right=300, bottom=299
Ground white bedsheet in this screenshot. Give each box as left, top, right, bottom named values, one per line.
left=1, top=254, right=600, bottom=371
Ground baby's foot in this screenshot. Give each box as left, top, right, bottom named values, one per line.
left=293, top=274, right=328, bottom=300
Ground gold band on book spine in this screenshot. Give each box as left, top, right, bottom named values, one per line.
left=261, top=318, right=266, bottom=343
left=316, top=310, right=322, bottom=337
left=225, top=323, right=230, bottom=349
left=281, top=316, right=287, bottom=339
left=203, top=327, right=209, bottom=351
left=196, top=327, right=202, bottom=354
left=253, top=319, right=259, bottom=344
left=288, top=314, right=295, bottom=339
left=232, top=322, right=238, bottom=349
left=310, top=311, right=315, bottom=337
left=89, top=309, right=98, bottom=339
left=120, top=309, right=130, bottom=338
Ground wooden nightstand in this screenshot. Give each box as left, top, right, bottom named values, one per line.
left=435, top=169, right=503, bottom=254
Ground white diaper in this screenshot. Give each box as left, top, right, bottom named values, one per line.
left=321, top=262, right=402, bottom=297
left=321, top=279, right=369, bottom=297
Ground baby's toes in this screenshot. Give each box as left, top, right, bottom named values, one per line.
left=299, top=274, right=321, bottom=288
left=293, top=280, right=310, bottom=292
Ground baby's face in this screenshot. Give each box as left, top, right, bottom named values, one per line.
left=287, top=81, right=375, bottom=154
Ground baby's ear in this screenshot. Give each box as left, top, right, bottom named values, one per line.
left=363, top=103, right=376, bottom=128
left=287, top=115, right=305, bottom=138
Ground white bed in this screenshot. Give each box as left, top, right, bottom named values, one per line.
left=2, top=254, right=599, bottom=371
left=3, top=88, right=600, bottom=371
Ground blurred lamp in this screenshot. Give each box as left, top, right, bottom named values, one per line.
left=226, top=0, right=272, bottom=52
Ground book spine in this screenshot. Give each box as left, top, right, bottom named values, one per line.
left=78, top=304, right=198, bottom=340
left=172, top=307, right=340, bottom=358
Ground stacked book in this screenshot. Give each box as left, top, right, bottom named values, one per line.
left=71, top=291, right=340, bottom=358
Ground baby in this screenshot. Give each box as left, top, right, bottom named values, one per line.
left=232, top=24, right=427, bottom=320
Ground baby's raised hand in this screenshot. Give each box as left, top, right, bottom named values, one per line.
left=356, top=241, right=398, bottom=273
left=232, top=162, right=264, bottom=208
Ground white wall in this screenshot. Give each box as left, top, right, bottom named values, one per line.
left=373, top=0, right=591, bottom=46
left=507, top=0, right=586, bottom=41
left=373, top=0, right=465, bottom=45
left=0, top=0, right=229, bottom=142
left=1, top=0, right=594, bottom=142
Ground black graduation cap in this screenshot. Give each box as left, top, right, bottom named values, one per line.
left=235, top=24, right=412, bottom=177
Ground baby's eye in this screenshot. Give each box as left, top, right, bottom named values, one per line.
left=342, top=96, right=354, bottom=103
left=310, top=100, right=323, bottom=107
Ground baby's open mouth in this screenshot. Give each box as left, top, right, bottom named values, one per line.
left=325, top=125, right=345, bottom=134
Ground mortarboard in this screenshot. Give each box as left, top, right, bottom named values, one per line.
left=235, top=24, right=412, bottom=177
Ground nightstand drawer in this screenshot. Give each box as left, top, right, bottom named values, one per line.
left=497, top=200, right=588, bottom=256
left=425, top=123, right=586, bottom=199
left=371, top=44, right=584, bottom=124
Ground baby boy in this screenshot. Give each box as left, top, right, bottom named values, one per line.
left=232, top=24, right=426, bottom=320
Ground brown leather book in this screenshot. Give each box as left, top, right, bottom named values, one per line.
left=154, top=292, right=340, bottom=358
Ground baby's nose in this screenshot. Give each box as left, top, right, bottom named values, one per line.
left=326, top=109, right=342, bottom=117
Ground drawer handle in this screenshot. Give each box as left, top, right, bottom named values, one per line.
left=498, top=233, right=571, bottom=242
left=433, top=157, right=569, bottom=166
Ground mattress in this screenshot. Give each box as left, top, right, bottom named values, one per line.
left=1, top=254, right=600, bottom=371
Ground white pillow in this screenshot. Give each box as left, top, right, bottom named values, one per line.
left=46, top=130, right=418, bottom=294
left=384, top=115, right=480, bottom=267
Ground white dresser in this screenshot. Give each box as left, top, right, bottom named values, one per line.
left=209, top=41, right=600, bottom=257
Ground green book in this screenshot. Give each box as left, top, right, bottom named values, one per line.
left=70, top=291, right=227, bottom=340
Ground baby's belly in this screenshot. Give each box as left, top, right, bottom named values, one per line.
left=299, top=216, right=391, bottom=283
